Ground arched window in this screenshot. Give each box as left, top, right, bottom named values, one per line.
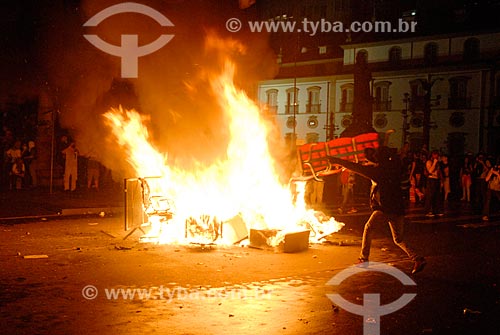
left=448, top=76, right=470, bottom=109
left=463, top=38, right=480, bottom=62
left=265, top=89, right=278, bottom=114
left=340, top=83, right=354, bottom=112
left=373, top=81, right=392, bottom=111
left=306, top=86, right=321, bottom=113
left=286, top=87, right=299, bottom=114
left=388, top=46, right=402, bottom=65
left=424, top=42, right=438, bottom=65
left=409, top=79, right=425, bottom=111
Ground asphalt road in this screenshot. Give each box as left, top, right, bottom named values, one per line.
left=1, top=212, right=499, bottom=335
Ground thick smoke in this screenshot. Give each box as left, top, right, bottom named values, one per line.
left=40, top=0, right=279, bottom=179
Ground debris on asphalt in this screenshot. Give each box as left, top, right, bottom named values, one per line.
left=88, top=222, right=99, bottom=226
left=463, top=308, right=482, bottom=316
left=228, top=314, right=234, bottom=317
left=338, top=239, right=361, bottom=246
left=331, top=304, right=339, bottom=312
left=381, top=247, right=388, bottom=251
left=114, top=245, right=132, bottom=251
left=23, top=255, right=49, bottom=259
left=100, top=230, right=116, bottom=238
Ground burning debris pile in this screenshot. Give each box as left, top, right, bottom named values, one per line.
left=104, top=45, right=344, bottom=250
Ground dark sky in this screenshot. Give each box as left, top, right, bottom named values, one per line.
left=0, top=0, right=263, bottom=97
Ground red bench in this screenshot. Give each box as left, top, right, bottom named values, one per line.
left=291, top=132, right=380, bottom=183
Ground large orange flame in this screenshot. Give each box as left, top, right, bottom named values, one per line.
left=103, top=51, right=343, bottom=246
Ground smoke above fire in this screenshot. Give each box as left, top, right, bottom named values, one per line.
left=38, top=0, right=280, bottom=179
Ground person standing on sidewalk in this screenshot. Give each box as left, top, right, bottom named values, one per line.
left=460, top=154, right=473, bottom=203
left=482, top=160, right=500, bottom=221
left=329, top=146, right=426, bottom=274
left=424, top=150, right=443, bottom=217
left=62, top=141, right=78, bottom=192
left=440, top=154, right=451, bottom=202
left=472, top=153, right=489, bottom=213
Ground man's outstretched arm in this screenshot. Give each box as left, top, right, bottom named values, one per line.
left=328, top=156, right=378, bottom=181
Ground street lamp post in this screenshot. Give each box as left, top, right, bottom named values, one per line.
left=402, top=93, right=411, bottom=147
left=418, top=74, right=442, bottom=150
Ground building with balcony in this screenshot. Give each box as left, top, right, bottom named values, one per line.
left=258, top=30, right=500, bottom=155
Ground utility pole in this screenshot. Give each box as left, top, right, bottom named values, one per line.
left=402, top=93, right=410, bottom=147
left=418, top=74, right=442, bottom=149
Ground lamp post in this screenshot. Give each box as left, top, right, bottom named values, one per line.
left=417, top=74, right=442, bottom=149
left=402, top=93, right=410, bottom=147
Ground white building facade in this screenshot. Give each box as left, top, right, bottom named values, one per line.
left=258, top=31, right=500, bottom=155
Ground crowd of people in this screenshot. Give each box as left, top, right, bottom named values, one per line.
left=1, top=126, right=38, bottom=191
left=400, top=146, right=500, bottom=221
left=1, top=126, right=104, bottom=193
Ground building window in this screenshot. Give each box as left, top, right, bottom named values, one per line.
left=340, top=84, right=353, bottom=112
left=373, top=81, right=392, bottom=111
left=463, top=38, right=480, bottom=62
left=409, top=79, right=425, bottom=111
left=448, top=76, right=470, bottom=109
left=356, top=49, right=368, bottom=65
left=306, top=86, right=321, bottom=113
left=424, top=42, right=438, bottom=65
left=285, top=87, right=299, bottom=114
left=388, top=46, right=402, bottom=65
left=265, top=89, right=278, bottom=114
left=494, top=75, right=500, bottom=106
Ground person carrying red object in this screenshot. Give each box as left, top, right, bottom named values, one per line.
left=329, top=146, right=426, bottom=274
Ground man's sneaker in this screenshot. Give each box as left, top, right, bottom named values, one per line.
left=425, top=212, right=435, bottom=218
left=412, top=257, right=427, bottom=274
left=436, top=213, right=445, bottom=217
left=482, top=216, right=489, bottom=221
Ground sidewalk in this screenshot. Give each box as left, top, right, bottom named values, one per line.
left=0, top=187, right=124, bottom=221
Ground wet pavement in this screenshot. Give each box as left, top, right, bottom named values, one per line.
left=1, top=189, right=500, bottom=334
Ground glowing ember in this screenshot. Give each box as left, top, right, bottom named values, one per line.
left=103, top=52, right=343, bottom=246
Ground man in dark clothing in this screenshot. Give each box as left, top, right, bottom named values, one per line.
left=329, top=146, right=426, bottom=274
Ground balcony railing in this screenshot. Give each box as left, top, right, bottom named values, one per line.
left=409, top=96, right=425, bottom=112
left=373, top=100, right=392, bottom=111
left=306, top=103, right=321, bottom=113
left=285, top=105, right=299, bottom=114
left=448, top=97, right=472, bottom=109
left=339, top=102, right=353, bottom=112
left=266, top=105, right=278, bottom=114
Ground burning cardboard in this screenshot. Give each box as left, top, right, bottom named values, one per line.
left=249, top=229, right=310, bottom=253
